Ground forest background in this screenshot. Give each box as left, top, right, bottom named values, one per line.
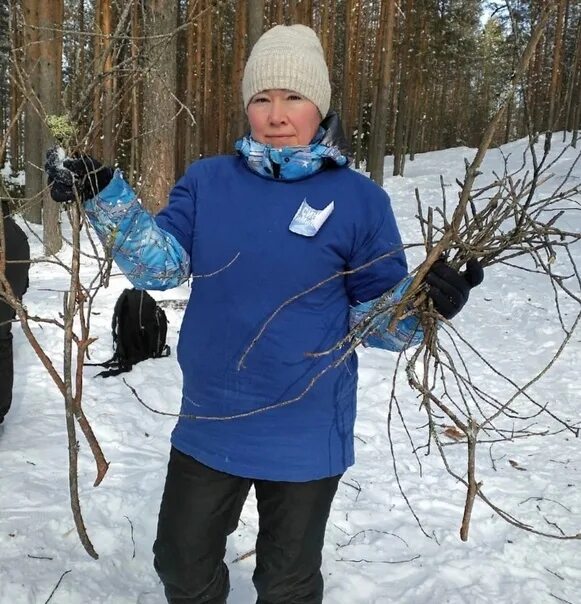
left=0, top=0, right=580, bottom=253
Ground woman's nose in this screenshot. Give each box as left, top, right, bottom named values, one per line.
left=268, top=99, right=287, bottom=124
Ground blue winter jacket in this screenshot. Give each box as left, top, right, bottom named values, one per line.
left=85, top=153, right=422, bottom=481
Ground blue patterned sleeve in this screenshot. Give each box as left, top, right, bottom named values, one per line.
left=349, top=277, right=424, bottom=352
left=84, top=171, right=191, bottom=290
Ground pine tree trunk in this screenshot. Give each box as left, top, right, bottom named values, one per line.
left=571, top=93, right=580, bottom=147
left=38, top=0, right=64, bottom=254
left=341, top=0, right=361, bottom=135
left=393, top=0, right=413, bottom=176
left=175, top=0, right=186, bottom=176
left=9, top=8, right=22, bottom=174
left=92, top=0, right=114, bottom=163
left=141, top=0, right=177, bottom=212
left=353, top=4, right=369, bottom=169
left=230, top=1, right=248, bottom=143
left=368, top=0, right=395, bottom=184
left=292, top=0, right=312, bottom=26
left=192, top=0, right=203, bottom=160
left=216, top=14, right=226, bottom=153
left=563, top=19, right=580, bottom=137
left=202, top=1, right=213, bottom=156
left=129, top=0, right=141, bottom=184
left=22, top=0, right=42, bottom=224
left=571, top=22, right=581, bottom=148
left=183, top=0, right=197, bottom=166
left=408, top=10, right=428, bottom=161
left=322, top=0, right=335, bottom=103
left=546, top=0, right=566, bottom=133
left=247, top=0, right=264, bottom=52
left=102, top=0, right=115, bottom=164
left=270, top=0, right=284, bottom=27
left=73, top=0, right=86, bottom=133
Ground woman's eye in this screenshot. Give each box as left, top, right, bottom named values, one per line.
left=252, top=97, right=269, bottom=103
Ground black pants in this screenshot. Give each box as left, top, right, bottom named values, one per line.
left=153, top=447, right=341, bottom=604
left=0, top=321, right=13, bottom=423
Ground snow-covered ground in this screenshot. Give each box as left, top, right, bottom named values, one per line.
left=1, top=135, right=580, bottom=603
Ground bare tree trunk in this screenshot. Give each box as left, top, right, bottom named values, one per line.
left=38, top=0, right=64, bottom=254
left=528, top=8, right=546, bottom=134
left=183, top=0, right=197, bottom=166
left=341, top=0, right=359, bottom=136
left=571, top=22, right=581, bottom=149
left=546, top=0, right=566, bottom=134
left=504, top=40, right=518, bottom=145
left=22, top=0, right=43, bottom=224
left=277, top=0, right=285, bottom=25
left=354, top=38, right=368, bottom=168
left=141, top=0, right=177, bottom=212
left=175, top=0, right=186, bottom=175
left=572, top=96, right=581, bottom=148
left=393, top=0, right=413, bottom=176
left=320, top=0, right=330, bottom=65
left=92, top=0, right=114, bottom=163
left=368, top=0, right=395, bottom=184
left=230, top=0, right=247, bottom=143
left=216, top=13, right=226, bottom=153
left=76, top=0, right=85, bottom=116
left=102, top=0, right=115, bottom=163
left=247, top=0, right=264, bottom=52
left=408, top=8, right=428, bottom=161
left=9, top=7, right=22, bottom=174
left=563, top=19, right=581, bottom=138
left=202, top=1, right=213, bottom=156
left=129, top=0, right=142, bottom=184
left=192, top=1, right=203, bottom=160
left=292, top=0, right=312, bottom=26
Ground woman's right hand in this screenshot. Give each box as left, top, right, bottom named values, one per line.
left=45, top=147, right=114, bottom=203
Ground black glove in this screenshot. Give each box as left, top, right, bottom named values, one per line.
left=424, top=258, right=484, bottom=319
left=45, top=147, right=114, bottom=203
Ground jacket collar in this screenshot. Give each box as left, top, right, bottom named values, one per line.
left=235, top=111, right=350, bottom=181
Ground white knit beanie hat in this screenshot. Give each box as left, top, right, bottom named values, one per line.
left=242, top=24, right=331, bottom=118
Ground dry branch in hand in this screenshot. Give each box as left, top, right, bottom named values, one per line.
left=0, top=110, right=113, bottom=560
left=345, top=4, right=581, bottom=542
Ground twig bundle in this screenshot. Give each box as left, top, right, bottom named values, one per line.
left=394, top=138, right=581, bottom=541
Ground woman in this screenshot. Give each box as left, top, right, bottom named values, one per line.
left=46, top=24, right=482, bottom=604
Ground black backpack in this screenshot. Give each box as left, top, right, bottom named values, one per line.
left=95, top=288, right=170, bottom=377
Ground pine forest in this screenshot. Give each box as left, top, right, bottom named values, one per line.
left=0, top=0, right=580, bottom=250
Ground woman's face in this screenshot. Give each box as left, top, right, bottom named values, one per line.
left=247, top=89, right=321, bottom=147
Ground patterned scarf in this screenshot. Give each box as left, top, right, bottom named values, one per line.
left=234, top=128, right=349, bottom=181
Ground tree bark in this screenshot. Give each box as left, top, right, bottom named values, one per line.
left=230, top=0, right=248, bottom=143
left=183, top=0, right=197, bottom=167
left=563, top=19, right=580, bottom=137
left=22, top=0, right=42, bottom=224
left=192, top=0, right=203, bottom=160
left=546, top=0, right=566, bottom=133
left=129, top=0, right=142, bottom=184
left=393, top=0, right=413, bottom=176
left=201, top=0, right=213, bottom=156
left=141, top=0, right=178, bottom=212
left=38, top=0, right=64, bottom=254
left=341, top=0, right=359, bottom=136
left=92, top=0, right=115, bottom=164
left=368, top=0, right=395, bottom=184
left=247, top=0, right=264, bottom=53
left=9, top=6, right=22, bottom=174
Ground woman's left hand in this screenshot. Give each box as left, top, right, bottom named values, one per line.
left=424, top=259, right=484, bottom=319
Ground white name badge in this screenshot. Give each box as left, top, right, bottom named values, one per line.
left=289, top=199, right=334, bottom=237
